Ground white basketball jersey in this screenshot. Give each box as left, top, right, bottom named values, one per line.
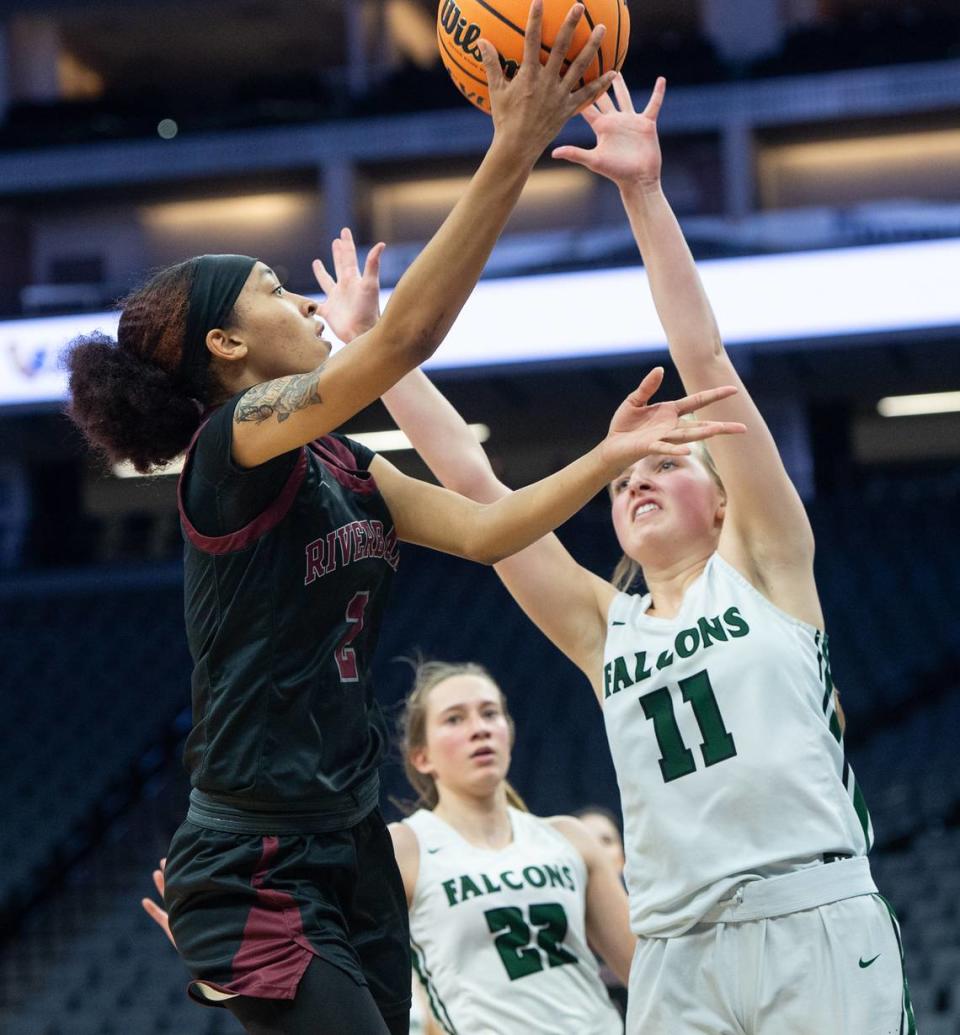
left=602, top=553, right=873, bottom=938
left=404, top=807, right=623, bottom=1035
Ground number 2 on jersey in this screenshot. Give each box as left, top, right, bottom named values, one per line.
left=484, top=903, right=578, bottom=981
left=640, top=669, right=737, bottom=782
left=334, top=591, right=369, bottom=683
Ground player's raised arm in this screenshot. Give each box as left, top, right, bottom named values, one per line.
left=230, top=1, right=617, bottom=467
left=309, top=231, right=609, bottom=685
left=555, top=75, right=820, bottom=623
left=66, top=3, right=616, bottom=479
left=316, top=230, right=615, bottom=685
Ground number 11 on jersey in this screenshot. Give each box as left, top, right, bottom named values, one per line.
left=639, top=670, right=737, bottom=782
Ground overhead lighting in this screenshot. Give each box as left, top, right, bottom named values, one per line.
left=758, top=129, right=960, bottom=208
left=877, top=391, right=960, bottom=417
left=372, top=169, right=590, bottom=242
left=140, top=192, right=311, bottom=233
left=111, top=423, right=491, bottom=477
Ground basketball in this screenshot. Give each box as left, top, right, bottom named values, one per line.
left=437, top=0, right=630, bottom=114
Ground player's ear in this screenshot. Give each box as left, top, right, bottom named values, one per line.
left=715, top=493, right=726, bottom=527
left=206, top=327, right=248, bottom=363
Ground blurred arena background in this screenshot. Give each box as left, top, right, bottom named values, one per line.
left=0, top=0, right=958, bottom=1031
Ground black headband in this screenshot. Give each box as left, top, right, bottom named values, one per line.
left=178, top=254, right=258, bottom=397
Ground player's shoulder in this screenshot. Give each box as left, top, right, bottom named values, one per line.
left=390, top=813, right=417, bottom=837
left=189, top=393, right=240, bottom=462
left=391, top=809, right=441, bottom=855
left=391, top=808, right=430, bottom=838
left=387, top=820, right=420, bottom=903
left=544, top=813, right=588, bottom=838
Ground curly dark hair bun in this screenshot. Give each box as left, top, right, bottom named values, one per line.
left=65, top=330, right=201, bottom=473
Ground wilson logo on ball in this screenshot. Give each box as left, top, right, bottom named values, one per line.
left=438, top=0, right=484, bottom=60
left=436, top=0, right=630, bottom=114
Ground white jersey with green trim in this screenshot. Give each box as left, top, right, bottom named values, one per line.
left=602, top=552, right=873, bottom=939
left=403, top=807, right=623, bottom=1035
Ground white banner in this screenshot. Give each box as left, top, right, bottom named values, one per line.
left=2, top=238, right=958, bottom=408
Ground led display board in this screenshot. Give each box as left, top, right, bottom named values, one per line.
left=1, top=238, right=957, bottom=410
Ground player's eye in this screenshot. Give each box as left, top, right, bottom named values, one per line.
left=272, top=283, right=284, bottom=296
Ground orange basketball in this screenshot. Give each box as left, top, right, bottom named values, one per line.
left=437, top=0, right=630, bottom=114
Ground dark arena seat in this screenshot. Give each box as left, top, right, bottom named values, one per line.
left=0, top=569, right=191, bottom=928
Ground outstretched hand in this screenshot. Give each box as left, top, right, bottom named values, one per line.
left=481, top=0, right=618, bottom=159
left=140, top=858, right=176, bottom=949
left=552, top=74, right=666, bottom=191
left=312, top=228, right=385, bottom=344
left=601, top=367, right=746, bottom=472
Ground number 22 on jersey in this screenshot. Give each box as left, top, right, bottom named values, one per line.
left=484, top=903, right=579, bottom=981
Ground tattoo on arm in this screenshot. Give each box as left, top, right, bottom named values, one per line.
left=234, top=369, right=325, bottom=425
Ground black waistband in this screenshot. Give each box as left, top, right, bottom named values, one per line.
left=186, top=771, right=380, bottom=834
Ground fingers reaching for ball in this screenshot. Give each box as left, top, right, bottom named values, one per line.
left=438, top=0, right=630, bottom=116
left=482, top=3, right=621, bottom=155
left=477, top=38, right=506, bottom=93
left=544, top=3, right=588, bottom=77
left=523, top=0, right=547, bottom=69
left=563, top=24, right=608, bottom=88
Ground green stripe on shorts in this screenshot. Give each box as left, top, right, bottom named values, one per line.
left=875, top=894, right=916, bottom=1035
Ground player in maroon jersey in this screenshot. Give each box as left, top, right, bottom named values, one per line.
left=65, top=11, right=740, bottom=1034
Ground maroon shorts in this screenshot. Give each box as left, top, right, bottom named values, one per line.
left=163, top=808, right=411, bottom=1013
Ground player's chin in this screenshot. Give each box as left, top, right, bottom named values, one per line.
left=466, top=757, right=503, bottom=781
left=294, top=339, right=332, bottom=371
left=479, top=764, right=510, bottom=791
left=310, top=336, right=333, bottom=360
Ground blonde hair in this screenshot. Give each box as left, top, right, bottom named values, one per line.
left=398, top=659, right=528, bottom=812
left=611, top=436, right=726, bottom=592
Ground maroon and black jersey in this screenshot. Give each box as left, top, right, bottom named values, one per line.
left=176, top=394, right=399, bottom=829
